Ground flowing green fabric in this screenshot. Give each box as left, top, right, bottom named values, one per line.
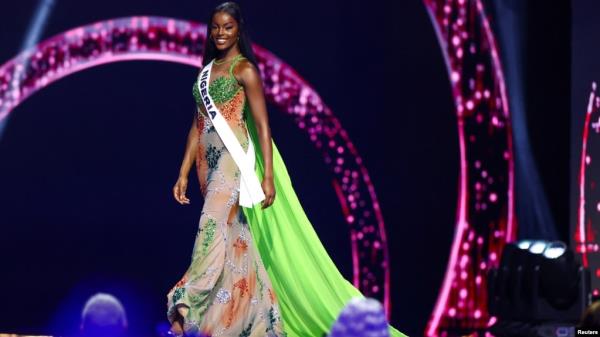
left=242, top=114, right=407, bottom=337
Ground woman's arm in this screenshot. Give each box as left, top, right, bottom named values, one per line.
left=236, top=60, right=275, bottom=209
left=173, top=116, right=199, bottom=205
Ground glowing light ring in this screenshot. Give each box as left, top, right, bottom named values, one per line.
left=0, top=16, right=391, bottom=313
left=576, top=82, right=600, bottom=285
left=423, top=0, right=516, bottom=335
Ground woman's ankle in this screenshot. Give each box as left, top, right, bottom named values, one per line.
left=177, top=305, right=190, bottom=318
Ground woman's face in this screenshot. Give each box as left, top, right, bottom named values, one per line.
left=210, top=11, right=239, bottom=51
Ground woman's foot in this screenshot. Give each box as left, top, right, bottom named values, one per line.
left=168, top=305, right=189, bottom=336
left=169, top=321, right=183, bottom=337
left=177, top=306, right=190, bottom=318
left=169, top=318, right=184, bottom=337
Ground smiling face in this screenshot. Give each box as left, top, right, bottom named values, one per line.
left=210, top=11, right=240, bottom=51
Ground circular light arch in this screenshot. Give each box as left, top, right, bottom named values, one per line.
left=0, top=16, right=392, bottom=313
left=424, top=0, right=516, bottom=335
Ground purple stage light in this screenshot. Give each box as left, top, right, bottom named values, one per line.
left=423, top=0, right=516, bottom=335
left=0, top=16, right=392, bottom=315
left=80, top=292, right=128, bottom=336
left=328, top=297, right=390, bottom=337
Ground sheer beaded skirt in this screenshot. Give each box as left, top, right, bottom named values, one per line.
left=165, top=59, right=286, bottom=337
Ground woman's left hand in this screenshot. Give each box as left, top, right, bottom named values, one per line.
left=261, top=176, right=276, bottom=209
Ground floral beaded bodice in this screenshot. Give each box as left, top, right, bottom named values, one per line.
left=192, top=55, right=249, bottom=120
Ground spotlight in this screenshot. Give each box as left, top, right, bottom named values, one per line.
left=327, top=297, right=390, bottom=337
left=539, top=242, right=581, bottom=311
left=518, top=240, right=533, bottom=250
left=489, top=242, right=517, bottom=319
left=488, top=240, right=591, bottom=336
left=542, top=241, right=566, bottom=259
left=529, top=240, right=548, bottom=254
left=80, top=292, right=128, bottom=337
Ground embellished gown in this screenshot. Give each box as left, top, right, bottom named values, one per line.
left=166, top=55, right=287, bottom=337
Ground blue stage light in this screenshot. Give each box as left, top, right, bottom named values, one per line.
left=542, top=241, right=567, bottom=259
left=0, top=0, right=56, bottom=139
left=517, top=240, right=533, bottom=250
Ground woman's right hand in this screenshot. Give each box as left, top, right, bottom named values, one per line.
left=173, top=176, right=190, bottom=205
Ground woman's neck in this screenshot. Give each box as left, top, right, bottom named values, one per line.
left=217, top=45, right=241, bottom=61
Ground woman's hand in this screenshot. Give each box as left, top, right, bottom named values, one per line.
left=174, top=117, right=199, bottom=206
left=261, top=176, right=275, bottom=209
left=173, top=176, right=190, bottom=205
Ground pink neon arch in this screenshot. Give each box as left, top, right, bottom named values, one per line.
left=0, top=16, right=392, bottom=313
left=575, top=82, right=600, bottom=293
left=424, top=0, right=516, bottom=335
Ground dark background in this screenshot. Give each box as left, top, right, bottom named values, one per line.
left=0, top=0, right=572, bottom=336
left=524, top=0, right=571, bottom=242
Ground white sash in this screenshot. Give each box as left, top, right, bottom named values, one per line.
left=197, top=60, right=265, bottom=208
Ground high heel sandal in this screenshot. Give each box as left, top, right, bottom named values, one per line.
left=168, top=314, right=185, bottom=337
left=167, top=331, right=184, bottom=337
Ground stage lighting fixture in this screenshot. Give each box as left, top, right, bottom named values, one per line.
left=542, top=241, right=566, bottom=259
left=80, top=292, right=128, bottom=337
left=489, top=241, right=531, bottom=320
left=539, top=242, right=581, bottom=311
left=517, top=240, right=533, bottom=250
left=328, top=297, right=390, bottom=337
left=488, top=240, right=591, bottom=336
left=529, top=240, right=548, bottom=254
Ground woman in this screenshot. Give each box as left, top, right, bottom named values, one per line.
left=166, top=2, right=407, bottom=337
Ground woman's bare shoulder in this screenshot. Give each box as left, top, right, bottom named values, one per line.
left=234, top=58, right=260, bottom=86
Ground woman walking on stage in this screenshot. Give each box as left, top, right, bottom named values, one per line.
left=166, top=2, right=407, bottom=337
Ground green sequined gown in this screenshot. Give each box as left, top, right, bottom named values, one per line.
left=166, top=55, right=286, bottom=336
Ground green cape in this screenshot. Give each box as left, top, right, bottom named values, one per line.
left=242, top=114, right=407, bottom=337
